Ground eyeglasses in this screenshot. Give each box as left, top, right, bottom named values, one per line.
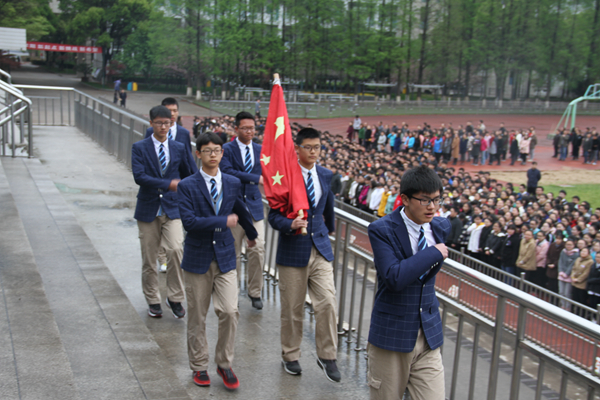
left=409, top=195, right=442, bottom=207
left=299, top=145, right=320, bottom=153
left=152, top=121, right=171, bottom=127
left=237, top=126, right=255, bottom=132
left=200, top=148, right=222, bottom=155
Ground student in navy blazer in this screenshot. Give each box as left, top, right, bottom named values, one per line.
left=367, top=165, right=450, bottom=400
left=220, top=111, right=266, bottom=309
left=178, top=132, right=257, bottom=390
left=268, top=128, right=340, bottom=383
left=145, top=97, right=198, bottom=174
left=132, top=105, right=193, bottom=319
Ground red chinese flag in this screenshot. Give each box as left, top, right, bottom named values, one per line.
left=260, top=76, right=309, bottom=221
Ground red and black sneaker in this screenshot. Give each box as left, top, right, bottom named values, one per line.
left=217, top=366, right=239, bottom=390
left=192, top=370, right=210, bottom=387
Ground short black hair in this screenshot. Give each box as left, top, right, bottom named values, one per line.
left=235, top=111, right=255, bottom=127
left=161, top=97, right=179, bottom=108
left=400, top=165, right=443, bottom=198
left=149, top=105, right=171, bottom=121
left=296, top=128, right=320, bottom=145
left=196, top=132, right=223, bottom=149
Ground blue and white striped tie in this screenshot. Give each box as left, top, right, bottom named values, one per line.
left=168, top=127, right=173, bottom=141
left=210, top=178, right=218, bottom=202
left=159, top=144, right=167, bottom=174
left=418, top=227, right=428, bottom=280
left=244, top=146, right=252, bottom=173
left=307, top=171, right=316, bottom=208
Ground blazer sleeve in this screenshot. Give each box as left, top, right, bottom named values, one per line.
left=268, top=208, right=294, bottom=234
left=234, top=196, right=258, bottom=240
left=145, top=127, right=152, bottom=138
left=221, top=146, right=261, bottom=184
left=178, top=146, right=194, bottom=180
left=368, top=222, right=445, bottom=292
left=131, top=144, right=170, bottom=191
left=324, top=187, right=335, bottom=233
left=178, top=182, right=228, bottom=232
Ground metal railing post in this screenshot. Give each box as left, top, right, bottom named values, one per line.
left=487, top=295, right=506, bottom=400
left=509, top=304, right=528, bottom=400
left=60, top=91, right=64, bottom=125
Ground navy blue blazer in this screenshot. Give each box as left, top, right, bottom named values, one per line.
left=220, top=140, right=264, bottom=221
left=146, top=125, right=198, bottom=173
left=132, top=137, right=193, bottom=222
left=178, top=171, right=258, bottom=275
left=268, top=165, right=335, bottom=267
left=367, top=210, right=450, bottom=353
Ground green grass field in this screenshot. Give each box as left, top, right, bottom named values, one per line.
left=543, top=184, right=600, bottom=210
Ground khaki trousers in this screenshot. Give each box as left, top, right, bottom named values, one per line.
left=277, top=246, right=338, bottom=361
left=232, top=218, right=265, bottom=298
left=185, top=262, right=239, bottom=371
left=367, top=329, right=445, bottom=400
left=137, top=216, right=185, bottom=305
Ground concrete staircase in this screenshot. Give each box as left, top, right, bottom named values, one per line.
left=0, top=157, right=189, bottom=400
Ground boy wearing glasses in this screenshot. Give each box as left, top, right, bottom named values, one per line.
left=178, top=132, right=257, bottom=390
left=268, top=128, right=340, bottom=382
left=367, top=165, right=450, bottom=400
left=221, top=111, right=265, bottom=309
left=132, top=105, right=194, bottom=319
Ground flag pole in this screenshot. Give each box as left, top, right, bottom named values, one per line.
left=273, top=73, right=307, bottom=236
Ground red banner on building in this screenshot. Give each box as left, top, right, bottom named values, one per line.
left=27, top=42, right=102, bottom=54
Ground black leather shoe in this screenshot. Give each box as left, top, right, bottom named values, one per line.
left=249, top=295, right=263, bottom=310
left=282, top=360, right=302, bottom=375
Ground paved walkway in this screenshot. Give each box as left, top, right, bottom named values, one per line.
left=0, top=125, right=369, bottom=399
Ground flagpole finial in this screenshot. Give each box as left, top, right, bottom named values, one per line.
left=273, top=73, right=281, bottom=86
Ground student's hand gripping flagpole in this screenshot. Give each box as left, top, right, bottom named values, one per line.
left=260, top=73, right=309, bottom=236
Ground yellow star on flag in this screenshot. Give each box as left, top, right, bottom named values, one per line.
left=274, top=116, right=285, bottom=141
left=261, top=154, right=271, bottom=165
left=272, top=171, right=284, bottom=186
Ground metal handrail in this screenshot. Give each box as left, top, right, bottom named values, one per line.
left=0, top=79, right=33, bottom=157
left=0, top=68, right=11, bottom=84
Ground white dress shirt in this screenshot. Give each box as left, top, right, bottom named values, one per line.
left=236, top=138, right=254, bottom=169
left=400, top=209, right=436, bottom=255
left=151, top=135, right=170, bottom=166
left=299, top=163, right=322, bottom=207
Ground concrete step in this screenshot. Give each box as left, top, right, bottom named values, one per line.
left=0, top=158, right=78, bottom=400
left=1, top=157, right=189, bottom=400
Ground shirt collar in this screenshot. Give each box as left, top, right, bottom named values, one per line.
left=151, top=134, right=168, bottom=149
left=200, top=167, right=221, bottom=185
left=236, top=137, right=253, bottom=152
left=298, top=162, right=317, bottom=176
left=400, top=208, right=430, bottom=233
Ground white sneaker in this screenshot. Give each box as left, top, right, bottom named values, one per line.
left=159, top=263, right=167, bottom=273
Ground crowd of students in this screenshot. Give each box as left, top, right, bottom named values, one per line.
left=193, top=114, right=600, bottom=314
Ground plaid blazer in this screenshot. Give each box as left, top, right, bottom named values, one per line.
left=220, top=140, right=264, bottom=221
left=132, top=137, right=193, bottom=222
left=268, top=165, right=335, bottom=267
left=146, top=125, right=198, bottom=173
left=367, top=209, right=450, bottom=352
left=178, top=171, right=257, bottom=275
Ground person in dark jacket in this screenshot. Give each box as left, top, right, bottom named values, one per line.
left=552, top=131, right=560, bottom=158
left=446, top=207, right=463, bottom=249
left=484, top=222, right=505, bottom=268
left=587, top=253, right=600, bottom=313
left=526, top=162, right=541, bottom=195
left=478, top=217, right=493, bottom=261
left=510, top=136, right=520, bottom=166
left=500, top=225, right=520, bottom=284
left=330, top=166, right=342, bottom=197
left=546, top=232, right=565, bottom=297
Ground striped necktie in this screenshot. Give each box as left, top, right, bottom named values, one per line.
left=168, top=126, right=173, bottom=141
left=418, top=226, right=428, bottom=280
left=307, top=171, right=316, bottom=208
left=210, top=178, right=218, bottom=202
left=244, top=146, right=252, bottom=173
left=158, top=144, right=167, bottom=174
